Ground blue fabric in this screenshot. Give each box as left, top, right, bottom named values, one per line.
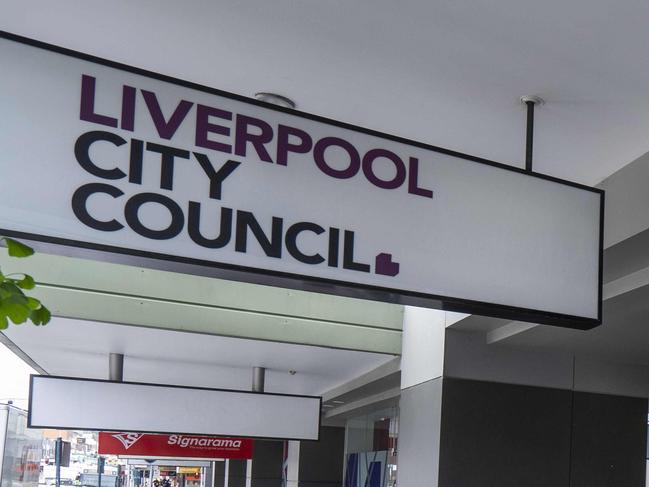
left=344, top=454, right=358, bottom=487
left=367, top=461, right=381, bottom=487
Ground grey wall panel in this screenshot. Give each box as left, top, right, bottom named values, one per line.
left=396, top=378, right=443, bottom=487
left=438, top=378, right=572, bottom=487
left=212, top=462, right=225, bottom=487
left=227, top=460, right=246, bottom=487
left=444, top=330, right=574, bottom=390
left=570, top=392, right=648, bottom=487
left=250, top=440, right=283, bottom=487
left=299, top=426, right=345, bottom=487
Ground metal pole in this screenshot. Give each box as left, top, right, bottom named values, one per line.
left=525, top=101, right=535, bottom=172
left=109, top=353, right=124, bottom=381
left=55, top=437, right=62, bottom=487
left=98, top=457, right=104, bottom=487
left=252, top=367, right=265, bottom=393
left=520, top=95, right=544, bottom=173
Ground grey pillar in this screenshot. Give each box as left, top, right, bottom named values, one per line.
left=252, top=367, right=265, bottom=393
left=109, top=353, right=124, bottom=381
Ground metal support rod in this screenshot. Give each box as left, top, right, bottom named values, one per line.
left=525, top=100, right=535, bottom=172
left=520, top=95, right=544, bottom=173
left=55, top=437, right=62, bottom=487
left=252, top=367, right=265, bottom=392
left=98, top=457, right=103, bottom=487
left=109, top=353, right=124, bottom=382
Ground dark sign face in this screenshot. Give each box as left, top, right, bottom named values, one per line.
left=98, top=432, right=253, bottom=459
left=0, top=31, right=603, bottom=329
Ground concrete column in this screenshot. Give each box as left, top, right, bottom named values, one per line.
left=284, top=441, right=300, bottom=487
left=396, top=306, right=447, bottom=487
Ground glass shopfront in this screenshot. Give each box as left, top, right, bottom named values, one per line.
left=344, top=406, right=398, bottom=487
left=0, top=405, right=43, bottom=487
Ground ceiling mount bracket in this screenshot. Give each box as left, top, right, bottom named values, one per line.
left=520, top=95, right=544, bottom=173
left=255, top=92, right=296, bottom=109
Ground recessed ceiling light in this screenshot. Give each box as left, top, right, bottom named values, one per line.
left=255, top=92, right=296, bottom=109
left=332, top=400, right=345, bottom=404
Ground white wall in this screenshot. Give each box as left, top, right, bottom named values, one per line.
left=400, top=307, right=446, bottom=389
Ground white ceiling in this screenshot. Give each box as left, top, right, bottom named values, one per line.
left=3, top=0, right=649, bottom=185
left=2, top=0, right=648, bottom=411
left=2, top=317, right=396, bottom=396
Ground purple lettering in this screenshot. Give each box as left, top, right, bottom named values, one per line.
left=121, top=85, right=137, bottom=131
left=276, top=125, right=312, bottom=166
left=79, top=75, right=118, bottom=127
left=195, top=104, right=232, bottom=153
left=313, top=137, right=360, bottom=179
left=234, top=115, right=274, bottom=163
left=141, top=90, right=193, bottom=140
left=362, top=149, right=406, bottom=190
left=408, top=157, right=433, bottom=198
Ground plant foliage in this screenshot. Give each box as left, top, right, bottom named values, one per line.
left=0, top=237, right=51, bottom=329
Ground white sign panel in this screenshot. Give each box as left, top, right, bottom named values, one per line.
left=0, top=32, right=603, bottom=329
left=29, top=376, right=321, bottom=441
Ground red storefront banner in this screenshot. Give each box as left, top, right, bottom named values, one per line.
left=98, top=432, right=253, bottom=459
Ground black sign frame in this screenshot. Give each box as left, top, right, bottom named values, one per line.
left=0, top=30, right=604, bottom=330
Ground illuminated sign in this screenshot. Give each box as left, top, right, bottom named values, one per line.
left=0, top=31, right=603, bottom=329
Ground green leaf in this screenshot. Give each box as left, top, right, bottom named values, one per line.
left=15, top=275, right=35, bottom=290
left=1, top=296, right=31, bottom=324
left=0, top=240, right=48, bottom=328
left=0, top=286, right=10, bottom=300
left=26, top=297, right=41, bottom=310
left=4, top=238, right=35, bottom=258
left=30, top=305, right=51, bottom=325
left=0, top=281, right=25, bottom=299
